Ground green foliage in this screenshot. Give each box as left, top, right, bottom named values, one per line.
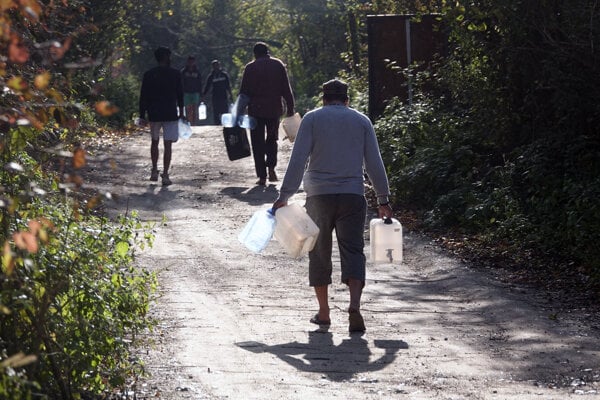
left=99, top=73, right=141, bottom=126
left=1, top=3, right=159, bottom=396
left=372, top=1, right=600, bottom=285
left=0, top=152, right=156, bottom=399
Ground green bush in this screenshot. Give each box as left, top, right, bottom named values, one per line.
left=371, top=4, right=600, bottom=283
left=1, top=152, right=156, bottom=399
left=98, top=73, right=141, bottom=128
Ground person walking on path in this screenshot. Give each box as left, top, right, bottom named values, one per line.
left=203, top=60, right=233, bottom=125
left=239, top=42, right=295, bottom=186
left=138, top=46, right=184, bottom=186
left=272, top=79, right=393, bottom=333
left=181, top=56, right=203, bottom=125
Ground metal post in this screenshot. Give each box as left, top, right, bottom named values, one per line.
left=405, top=18, right=413, bottom=106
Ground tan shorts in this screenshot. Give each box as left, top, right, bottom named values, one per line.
left=150, top=120, right=179, bottom=142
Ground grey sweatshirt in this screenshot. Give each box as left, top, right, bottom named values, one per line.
left=277, top=104, right=390, bottom=204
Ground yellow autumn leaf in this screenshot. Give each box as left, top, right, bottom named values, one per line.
left=86, top=195, right=101, bottom=210
left=72, top=148, right=86, bottom=169
left=19, top=0, right=42, bottom=22
left=7, top=76, right=27, bottom=92
left=38, top=217, right=56, bottom=232
left=13, top=231, right=38, bottom=253
left=67, top=173, right=84, bottom=187
left=2, top=241, right=14, bottom=276
left=34, top=71, right=51, bottom=90
left=28, top=220, right=41, bottom=236
left=46, top=88, right=64, bottom=103
left=8, top=34, right=29, bottom=64
left=95, top=100, right=119, bottom=117
left=0, top=0, right=17, bottom=13
left=38, top=228, right=48, bottom=243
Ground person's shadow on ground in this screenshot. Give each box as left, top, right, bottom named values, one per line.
left=220, top=185, right=279, bottom=206
left=236, top=332, right=408, bottom=382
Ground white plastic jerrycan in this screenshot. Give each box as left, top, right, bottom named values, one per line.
left=274, top=203, right=320, bottom=258
left=238, top=208, right=276, bottom=253
left=281, top=113, right=301, bottom=142
left=369, top=217, right=403, bottom=264
left=198, top=102, right=207, bottom=120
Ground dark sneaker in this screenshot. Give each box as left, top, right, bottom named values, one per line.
left=150, top=169, right=159, bottom=181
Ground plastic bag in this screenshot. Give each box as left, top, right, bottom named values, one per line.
left=178, top=118, right=193, bottom=139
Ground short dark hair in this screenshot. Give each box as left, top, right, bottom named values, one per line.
left=323, top=93, right=349, bottom=103
left=322, top=79, right=349, bottom=102
left=154, top=46, right=171, bottom=63
left=253, top=42, right=269, bottom=57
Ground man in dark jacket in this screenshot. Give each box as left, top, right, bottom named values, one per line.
left=203, top=60, right=233, bottom=125
left=239, top=42, right=295, bottom=185
left=139, top=46, right=184, bottom=186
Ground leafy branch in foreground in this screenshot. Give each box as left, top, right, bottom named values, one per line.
left=1, top=153, right=157, bottom=399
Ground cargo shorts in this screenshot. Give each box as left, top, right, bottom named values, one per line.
left=150, top=120, right=179, bottom=142
left=305, top=194, right=367, bottom=287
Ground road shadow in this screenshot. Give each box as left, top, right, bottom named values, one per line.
left=220, top=184, right=280, bottom=206
left=236, top=333, right=408, bottom=382
left=367, top=234, right=600, bottom=388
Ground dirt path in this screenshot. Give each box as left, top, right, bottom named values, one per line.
left=85, top=125, right=599, bottom=399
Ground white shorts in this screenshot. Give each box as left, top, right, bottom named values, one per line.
left=150, top=121, right=179, bottom=142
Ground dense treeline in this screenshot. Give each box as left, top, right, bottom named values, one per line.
left=1, top=0, right=599, bottom=398
left=376, top=1, right=600, bottom=288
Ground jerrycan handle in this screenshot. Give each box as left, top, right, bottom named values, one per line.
left=383, top=216, right=393, bottom=224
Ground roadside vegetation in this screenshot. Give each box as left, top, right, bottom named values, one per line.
left=1, top=0, right=598, bottom=398
left=374, top=2, right=600, bottom=297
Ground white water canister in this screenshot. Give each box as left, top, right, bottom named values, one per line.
left=281, top=112, right=301, bottom=142
left=238, top=209, right=276, bottom=253
left=198, top=102, right=207, bottom=120
left=221, top=113, right=234, bottom=127
left=369, top=217, right=403, bottom=264
left=274, top=203, right=320, bottom=258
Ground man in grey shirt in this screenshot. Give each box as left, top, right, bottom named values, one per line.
left=273, top=79, right=393, bottom=333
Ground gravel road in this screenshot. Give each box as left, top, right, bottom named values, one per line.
left=85, top=125, right=600, bottom=400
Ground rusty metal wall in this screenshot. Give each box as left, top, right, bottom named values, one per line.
left=367, top=14, right=446, bottom=120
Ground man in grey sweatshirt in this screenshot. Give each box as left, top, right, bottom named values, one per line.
left=273, top=79, right=393, bottom=333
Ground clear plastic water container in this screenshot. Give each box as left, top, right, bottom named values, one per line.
left=238, top=209, right=276, bottom=253
left=231, top=94, right=250, bottom=123
left=274, top=203, right=320, bottom=258
left=221, top=113, right=234, bottom=127
left=178, top=118, right=192, bottom=139
left=237, top=115, right=257, bottom=129
left=369, top=217, right=403, bottom=264
left=281, top=113, right=301, bottom=142
left=198, top=102, right=207, bottom=120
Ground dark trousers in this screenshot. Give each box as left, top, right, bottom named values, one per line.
left=212, top=94, right=229, bottom=125
left=305, top=194, right=367, bottom=286
left=249, top=117, right=279, bottom=179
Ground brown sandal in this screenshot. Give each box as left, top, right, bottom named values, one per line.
left=310, top=314, right=331, bottom=326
